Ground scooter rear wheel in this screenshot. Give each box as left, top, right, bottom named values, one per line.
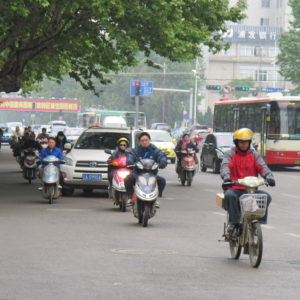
left=120, top=193, right=127, bottom=212
left=229, top=238, right=242, bottom=259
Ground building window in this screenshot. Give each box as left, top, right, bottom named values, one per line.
left=256, top=70, right=268, bottom=81
left=262, top=0, right=271, bottom=8
left=240, top=45, right=255, bottom=57
left=260, top=18, right=270, bottom=26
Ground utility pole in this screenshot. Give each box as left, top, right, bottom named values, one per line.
left=134, top=81, right=141, bottom=128
left=192, top=58, right=199, bottom=125
left=162, top=63, right=167, bottom=122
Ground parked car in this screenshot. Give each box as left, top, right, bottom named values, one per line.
left=200, top=132, right=234, bottom=174
left=60, top=127, right=142, bottom=196
left=150, top=123, right=172, bottom=133
left=0, top=127, right=12, bottom=143
left=145, top=129, right=176, bottom=163
left=65, top=127, right=84, bottom=145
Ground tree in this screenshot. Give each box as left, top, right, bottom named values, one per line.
left=278, top=0, right=300, bottom=91
left=0, top=0, right=246, bottom=93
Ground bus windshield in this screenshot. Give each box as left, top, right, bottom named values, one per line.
left=269, top=101, right=300, bottom=139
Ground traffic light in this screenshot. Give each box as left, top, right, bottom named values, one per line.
left=235, top=86, right=250, bottom=91
left=206, top=85, right=221, bottom=91
left=135, top=81, right=141, bottom=96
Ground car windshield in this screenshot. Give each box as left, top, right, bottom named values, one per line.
left=149, top=131, right=172, bottom=142
left=66, top=128, right=84, bottom=136
left=216, top=135, right=234, bottom=148
left=75, top=132, right=131, bottom=149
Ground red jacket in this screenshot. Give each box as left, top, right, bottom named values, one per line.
left=220, top=147, right=273, bottom=190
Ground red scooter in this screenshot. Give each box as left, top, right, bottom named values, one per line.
left=106, top=152, right=132, bottom=212
left=179, top=149, right=197, bottom=186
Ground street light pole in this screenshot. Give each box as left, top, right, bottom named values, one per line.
left=193, top=58, right=199, bottom=125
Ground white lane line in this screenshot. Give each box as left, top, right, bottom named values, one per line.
left=212, top=212, right=226, bottom=216
left=279, top=193, right=299, bottom=200
left=285, top=233, right=300, bottom=239
left=261, top=225, right=275, bottom=230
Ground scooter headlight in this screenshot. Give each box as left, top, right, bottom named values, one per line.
left=118, top=170, right=130, bottom=179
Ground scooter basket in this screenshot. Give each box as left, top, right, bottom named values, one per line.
left=239, top=194, right=267, bottom=219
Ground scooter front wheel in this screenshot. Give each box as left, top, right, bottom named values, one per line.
left=47, top=185, right=55, bottom=205
left=142, top=203, right=150, bottom=227
left=248, top=222, right=263, bottom=268
left=120, top=193, right=127, bottom=212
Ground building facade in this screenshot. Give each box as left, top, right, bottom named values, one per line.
left=203, top=0, right=293, bottom=109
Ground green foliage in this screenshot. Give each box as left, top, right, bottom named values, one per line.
left=0, top=0, right=246, bottom=93
left=278, top=0, right=300, bottom=91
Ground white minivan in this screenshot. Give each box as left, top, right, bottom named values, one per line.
left=60, top=127, right=141, bottom=196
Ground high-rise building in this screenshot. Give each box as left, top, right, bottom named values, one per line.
left=203, top=0, right=293, bottom=110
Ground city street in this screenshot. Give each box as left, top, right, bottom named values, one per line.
left=1, top=144, right=300, bottom=299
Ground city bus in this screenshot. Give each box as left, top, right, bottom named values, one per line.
left=213, top=94, right=300, bottom=167
left=77, top=110, right=147, bottom=128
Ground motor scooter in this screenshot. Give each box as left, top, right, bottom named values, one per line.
left=41, top=155, right=64, bottom=204
left=105, top=150, right=132, bottom=212
left=131, top=159, right=159, bottom=227
left=23, top=148, right=39, bottom=184
left=179, top=149, right=197, bottom=186
left=217, top=176, right=269, bottom=268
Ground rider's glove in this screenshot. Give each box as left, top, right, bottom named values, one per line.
left=266, top=177, right=275, bottom=187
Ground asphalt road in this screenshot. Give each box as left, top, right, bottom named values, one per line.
left=0, top=144, right=300, bottom=300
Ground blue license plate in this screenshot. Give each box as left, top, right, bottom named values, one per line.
left=82, top=174, right=102, bottom=181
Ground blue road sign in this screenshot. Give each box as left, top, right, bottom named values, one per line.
left=266, top=88, right=285, bottom=93
left=130, top=80, right=153, bottom=97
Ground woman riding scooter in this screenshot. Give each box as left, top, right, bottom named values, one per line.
left=107, top=137, right=130, bottom=190
left=175, top=132, right=198, bottom=175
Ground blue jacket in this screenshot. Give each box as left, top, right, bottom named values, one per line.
left=40, top=147, right=63, bottom=168
left=128, top=144, right=167, bottom=174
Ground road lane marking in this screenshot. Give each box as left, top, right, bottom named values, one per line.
left=279, top=193, right=299, bottom=200
left=285, top=233, right=300, bottom=239
left=212, top=212, right=226, bottom=216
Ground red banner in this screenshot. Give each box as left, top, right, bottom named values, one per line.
left=0, top=98, right=80, bottom=112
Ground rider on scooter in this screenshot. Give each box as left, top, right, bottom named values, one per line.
left=220, top=128, right=275, bottom=237
left=175, top=132, right=198, bottom=175
left=38, top=138, right=64, bottom=188
left=125, top=132, right=168, bottom=207
left=107, top=137, right=130, bottom=188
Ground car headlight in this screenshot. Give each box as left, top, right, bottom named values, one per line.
left=216, top=149, right=224, bottom=159
left=64, top=157, right=73, bottom=166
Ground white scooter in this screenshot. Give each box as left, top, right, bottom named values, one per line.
left=132, top=159, right=159, bottom=227
left=41, top=155, right=64, bottom=204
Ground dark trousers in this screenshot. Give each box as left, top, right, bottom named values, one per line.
left=224, top=189, right=271, bottom=224
left=125, top=173, right=166, bottom=197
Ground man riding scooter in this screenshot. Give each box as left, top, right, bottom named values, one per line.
left=220, top=128, right=275, bottom=237
left=125, top=132, right=167, bottom=208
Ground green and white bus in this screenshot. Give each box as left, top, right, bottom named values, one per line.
left=78, top=110, right=147, bottom=129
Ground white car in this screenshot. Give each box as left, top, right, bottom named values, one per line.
left=60, top=127, right=141, bottom=196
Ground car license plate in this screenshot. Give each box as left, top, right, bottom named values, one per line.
left=82, top=174, right=102, bottom=181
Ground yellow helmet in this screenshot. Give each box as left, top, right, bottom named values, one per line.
left=117, top=137, right=129, bottom=145
left=233, top=128, right=253, bottom=141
